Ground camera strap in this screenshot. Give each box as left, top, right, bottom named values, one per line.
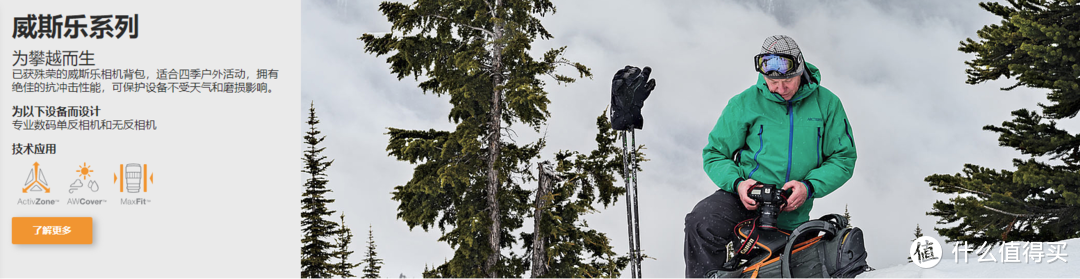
left=735, top=218, right=791, bottom=259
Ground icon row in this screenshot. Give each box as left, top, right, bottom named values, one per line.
left=21, top=162, right=154, bottom=194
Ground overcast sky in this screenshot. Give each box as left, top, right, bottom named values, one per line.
left=300, top=0, right=1068, bottom=277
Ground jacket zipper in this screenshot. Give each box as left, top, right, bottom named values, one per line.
left=748, top=125, right=764, bottom=179
left=816, top=127, right=822, bottom=166
left=785, top=101, right=794, bottom=183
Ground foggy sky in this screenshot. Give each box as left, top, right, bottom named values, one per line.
left=301, top=1, right=1065, bottom=277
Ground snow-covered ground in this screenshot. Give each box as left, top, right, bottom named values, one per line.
left=860, top=238, right=1078, bottom=278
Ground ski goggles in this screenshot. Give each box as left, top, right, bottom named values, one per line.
left=754, top=53, right=801, bottom=78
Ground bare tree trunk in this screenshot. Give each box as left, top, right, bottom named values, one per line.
left=485, top=1, right=505, bottom=276
left=531, top=161, right=557, bottom=278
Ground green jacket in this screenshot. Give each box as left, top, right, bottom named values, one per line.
left=702, top=62, right=856, bottom=231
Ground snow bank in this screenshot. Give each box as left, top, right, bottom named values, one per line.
left=860, top=238, right=1078, bottom=278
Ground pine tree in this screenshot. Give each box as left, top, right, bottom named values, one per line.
left=908, top=224, right=924, bottom=263
left=360, top=1, right=590, bottom=277
left=362, top=224, right=384, bottom=278
left=526, top=111, right=635, bottom=278
left=843, top=204, right=853, bottom=228
left=302, top=101, right=340, bottom=278
left=333, top=213, right=360, bottom=278
left=925, top=0, right=1080, bottom=245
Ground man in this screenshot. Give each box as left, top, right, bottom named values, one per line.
left=684, top=35, right=857, bottom=277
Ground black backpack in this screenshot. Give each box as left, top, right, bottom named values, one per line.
left=711, top=214, right=871, bottom=278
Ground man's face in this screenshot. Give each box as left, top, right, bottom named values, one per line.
left=765, top=75, right=801, bottom=101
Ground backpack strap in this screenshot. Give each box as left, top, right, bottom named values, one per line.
left=780, top=215, right=844, bottom=278
left=818, top=213, right=848, bottom=229
left=815, top=240, right=829, bottom=277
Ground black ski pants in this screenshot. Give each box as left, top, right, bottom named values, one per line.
left=684, top=189, right=756, bottom=278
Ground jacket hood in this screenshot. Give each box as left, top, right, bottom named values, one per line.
left=755, top=62, right=822, bottom=103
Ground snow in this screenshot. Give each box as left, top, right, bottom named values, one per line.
left=860, top=238, right=1078, bottom=278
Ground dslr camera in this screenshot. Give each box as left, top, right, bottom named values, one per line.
left=747, top=183, right=789, bottom=231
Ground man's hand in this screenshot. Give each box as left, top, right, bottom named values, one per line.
left=781, top=180, right=808, bottom=212
left=736, top=179, right=760, bottom=210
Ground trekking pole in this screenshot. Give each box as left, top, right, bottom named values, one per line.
left=631, top=129, right=643, bottom=278
left=610, top=64, right=653, bottom=278
left=620, top=130, right=639, bottom=278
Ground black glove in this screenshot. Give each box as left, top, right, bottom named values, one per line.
left=628, top=66, right=655, bottom=129
left=610, top=66, right=634, bottom=131
left=610, top=65, right=656, bottom=131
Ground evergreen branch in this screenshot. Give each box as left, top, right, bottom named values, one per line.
left=982, top=205, right=1035, bottom=218
left=946, top=185, right=993, bottom=198
left=485, top=0, right=496, bottom=18
left=430, top=14, right=493, bottom=37
left=502, top=126, right=520, bottom=143
left=549, top=58, right=578, bottom=68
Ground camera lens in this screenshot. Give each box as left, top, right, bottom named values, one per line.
left=750, top=183, right=782, bottom=231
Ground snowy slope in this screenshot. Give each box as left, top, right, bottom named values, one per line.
left=860, top=238, right=1078, bottom=278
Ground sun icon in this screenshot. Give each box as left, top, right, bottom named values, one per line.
left=75, top=162, right=93, bottom=180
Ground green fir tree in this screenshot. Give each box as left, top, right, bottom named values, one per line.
left=302, top=101, right=340, bottom=278
left=925, top=0, right=1080, bottom=246
left=333, top=213, right=360, bottom=278
left=526, top=111, right=636, bottom=278
left=908, top=224, right=924, bottom=263
left=360, top=0, right=590, bottom=277
left=843, top=204, right=852, bottom=228
left=362, top=224, right=384, bottom=278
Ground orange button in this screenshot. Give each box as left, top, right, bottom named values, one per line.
left=11, top=217, right=93, bottom=244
